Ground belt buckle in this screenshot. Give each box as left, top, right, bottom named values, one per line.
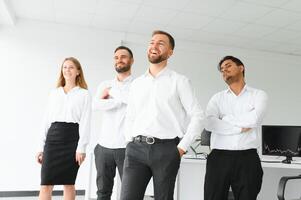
left=134, top=136, right=141, bottom=142
left=146, top=136, right=155, bottom=144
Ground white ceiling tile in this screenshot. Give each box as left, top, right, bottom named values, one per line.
left=285, top=20, right=301, bottom=31
left=10, top=0, right=54, bottom=21
left=134, top=5, right=178, bottom=25
left=183, top=0, right=239, bottom=17
left=220, top=2, right=273, bottom=22
left=271, top=43, right=301, bottom=54
left=243, top=39, right=280, bottom=50
left=188, top=30, right=223, bottom=41
left=242, top=0, right=289, bottom=7
left=94, top=1, right=140, bottom=20
left=201, top=18, right=249, bottom=34
left=255, top=9, right=301, bottom=27
left=263, top=29, right=300, bottom=42
left=127, top=19, right=166, bottom=35
left=168, top=12, right=215, bottom=30
left=186, top=30, right=250, bottom=47
left=8, top=0, right=301, bottom=56
left=91, top=15, right=132, bottom=32
left=164, top=27, right=196, bottom=40
left=54, top=0, right=98, bottom=14
left=142, top=0, right=190, bottom=11
left=279, top=35, right=301, bottom=46
left=282, top=0, right=301, bottom=12
left=124, top=33, right=149, bottom=46
left=55, top=11, right=94, bottom=27
left=234, top=24, right=277, bottom=38
left=293, top=49, right=301, bottom=55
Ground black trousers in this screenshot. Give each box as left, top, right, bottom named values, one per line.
left=204, top=149, right=263, bottom=200
left=120, top=139, right=180, bottom=200
left=94, top=144, right=125, bottom=200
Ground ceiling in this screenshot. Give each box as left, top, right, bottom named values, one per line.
left=1, top=0, right=301, bottom=56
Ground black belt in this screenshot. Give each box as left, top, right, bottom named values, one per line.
left=133, top=135, right=179, bottom=145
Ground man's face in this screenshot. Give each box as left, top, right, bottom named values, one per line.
left=147, top=34, right=173, bottom=64
left=220, top=59, right=244, bottom=84
left=114, top=49, right=133, bottom=73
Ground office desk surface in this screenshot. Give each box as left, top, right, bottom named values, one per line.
left=182, top=157, right=301, bottom=169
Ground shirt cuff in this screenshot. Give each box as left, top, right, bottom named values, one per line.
left=76, top=144, right=86, bottom=153
left=177, top=141, right=189, bottom=153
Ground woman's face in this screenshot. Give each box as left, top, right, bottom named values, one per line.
left=62, top=60, right=79, bottom=82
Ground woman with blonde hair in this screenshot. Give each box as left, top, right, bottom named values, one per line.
left=36, top=57, right=91, bottom=200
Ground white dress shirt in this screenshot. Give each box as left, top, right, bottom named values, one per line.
left=40, top=86, right=92, bottom=153
left=93, top=76, right=133, bottom=149
left=205, top=85, right=268, bottom=150
left=125, top=67, right=205, bottom=151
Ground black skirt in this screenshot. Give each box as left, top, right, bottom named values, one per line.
left=41, top=122, right=79, bottom=185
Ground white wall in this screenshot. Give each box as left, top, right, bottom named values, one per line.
left=1, top=19, right=301, bottom=198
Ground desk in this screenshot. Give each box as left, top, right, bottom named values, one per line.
left=179, top=157, right=301, bottom=200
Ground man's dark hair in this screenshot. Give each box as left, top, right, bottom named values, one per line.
left=152, top=30, right=175, bottom=50
left=114, top=46, right=133, bottom=58
left=218, top=55, right=245, bottom=77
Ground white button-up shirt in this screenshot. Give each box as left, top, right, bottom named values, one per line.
left=125, top=67, right=205, bottom=151
left=40, top=86, right=92, bottom=153
left=93, top=76, right=133, bottom=149
left=205, top=85, right=268, bottom=150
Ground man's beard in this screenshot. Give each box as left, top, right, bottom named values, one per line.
left=115, top=64, right=131, bottom=73
left=224, top=75, right=239, bottom=85
left=148, top=53, right=168, bottom=64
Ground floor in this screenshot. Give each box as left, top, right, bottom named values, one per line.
left=0, top=196, right=154, bottom=200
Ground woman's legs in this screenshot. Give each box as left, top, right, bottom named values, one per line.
left=63, top=185, right=76, bottom=200
left=39, top=185, right=54, bottom=200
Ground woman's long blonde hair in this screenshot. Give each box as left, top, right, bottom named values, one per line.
left=56, top=57, right=88, bottom=89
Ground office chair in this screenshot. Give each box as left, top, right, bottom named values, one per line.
left=277, top=174, right=301, bottom=200
left=189, top=128, right=211, bottom=157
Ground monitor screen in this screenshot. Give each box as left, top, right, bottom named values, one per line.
left=262, top=125, right=301, bottom=159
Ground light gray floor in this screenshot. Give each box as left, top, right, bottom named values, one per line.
left=0, top=196, right=154, bottom=200
left=0, top=197, right=83, bottom=200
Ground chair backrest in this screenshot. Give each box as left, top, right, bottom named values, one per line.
left=277, top=175, right=301, bottom=200
left=201, top=129, right=211, bottom=146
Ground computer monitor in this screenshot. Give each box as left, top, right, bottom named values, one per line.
left=262, top=125, right=301, bottom=164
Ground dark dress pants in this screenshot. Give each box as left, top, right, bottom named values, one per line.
left=120, top=140, right=181, bottom=200
left=204, top=149, right=263, bottom=200
left=94, top=144, right=125, bottom=200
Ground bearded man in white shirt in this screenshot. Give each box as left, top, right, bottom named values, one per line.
left=120, top=30, right=205, bottom=200
left=92, top=46, right=134, bottom=200
left=204, top=56, right=268, bottom=200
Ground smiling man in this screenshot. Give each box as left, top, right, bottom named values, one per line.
left=92, top=46, right=134, bottom=200
left=120, top=30, right=205, bottom=200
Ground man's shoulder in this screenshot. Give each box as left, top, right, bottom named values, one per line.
left=168, top=69, right=189, bottom=81
left=246, top=86, right=267, bottom=96
left=210, top=89, right=228, bottom=101
left=131, top=74, right=146, bottom=84
left=97, top=79, right=115, bottom=87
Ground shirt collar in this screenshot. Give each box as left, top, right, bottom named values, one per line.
left=60, top=86, right=80, bottom=94
left=143, top=66, right=171, bottom=78
left=114, top=75, right=133, bottom=83
left=226, top=84, right=249, bottom=96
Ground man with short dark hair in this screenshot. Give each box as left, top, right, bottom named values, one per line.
left=93, top=46, right=134, bottom=200
left=120, top=30, right=205, bottom=200
left=204, top=56, right=268, bottom=200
